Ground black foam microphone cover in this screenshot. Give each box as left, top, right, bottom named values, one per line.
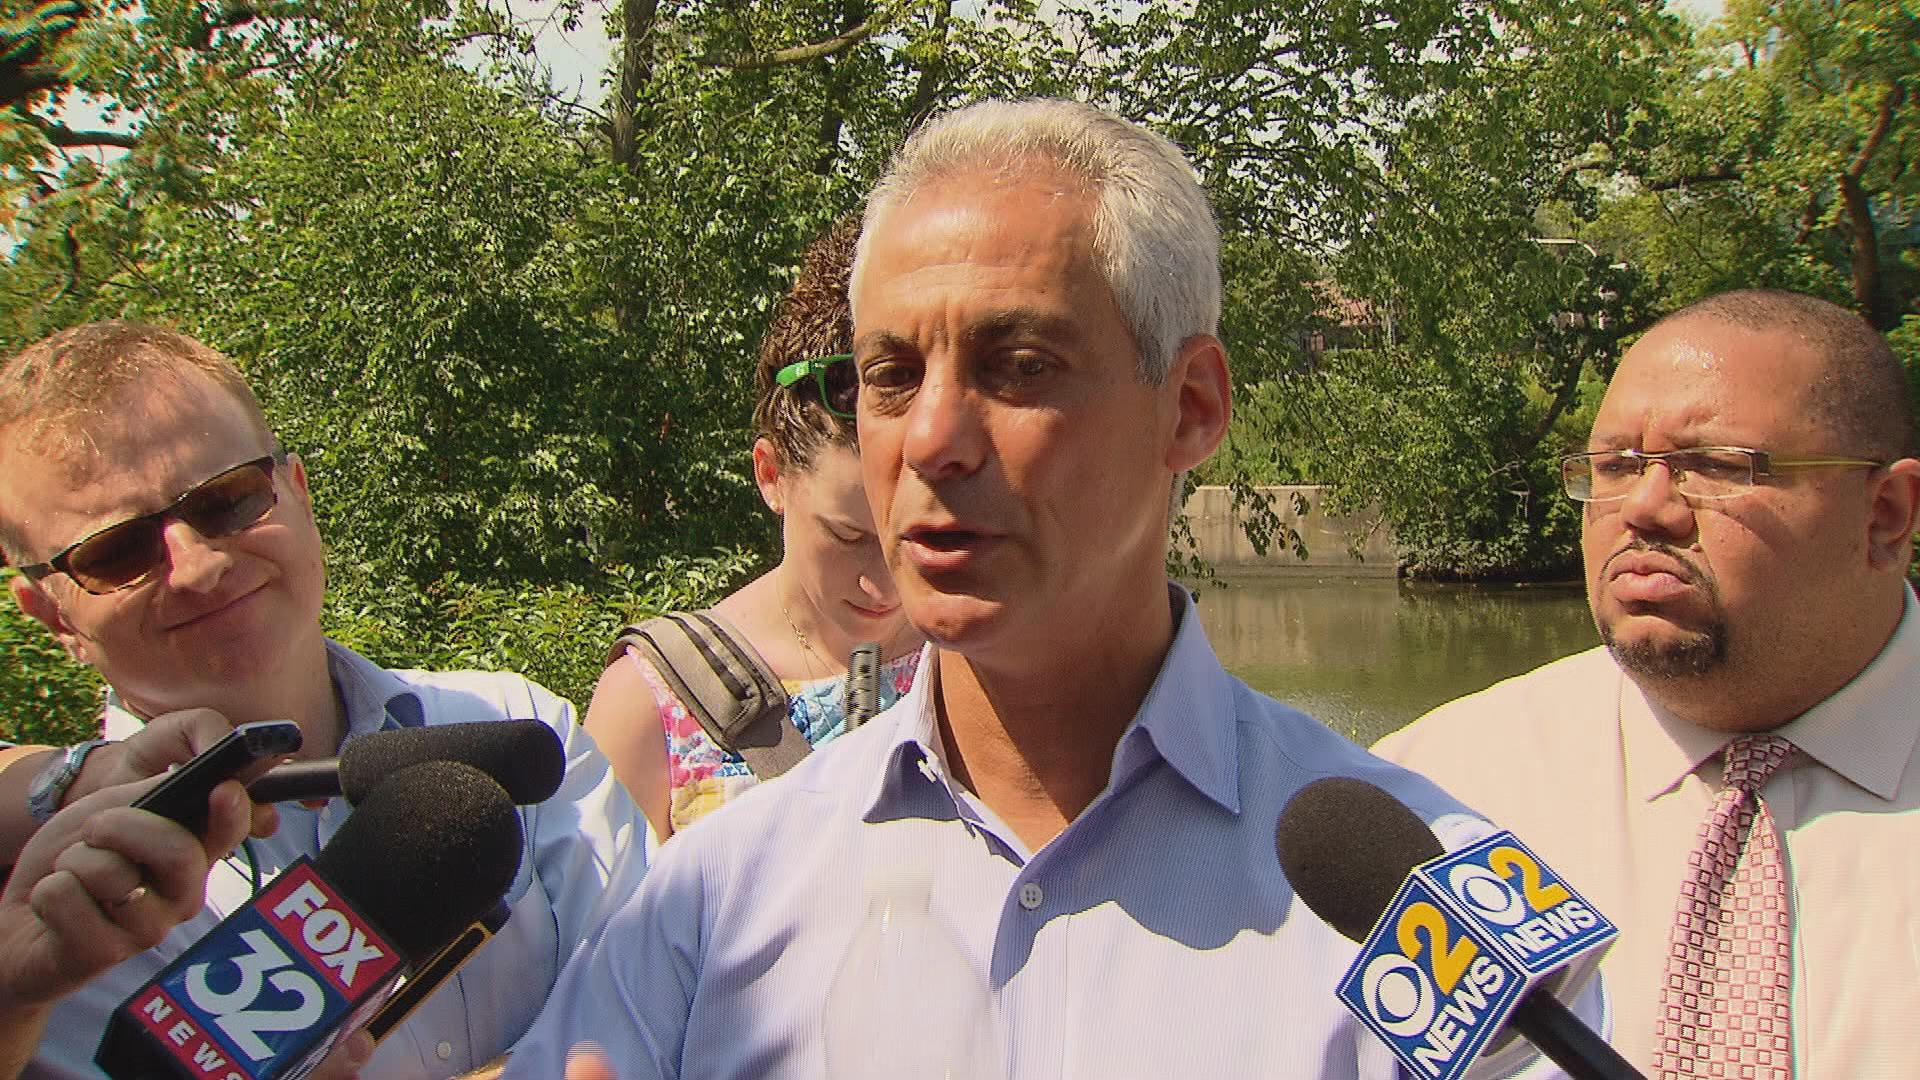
left=339, top=720, right=564, bottom=809
left=318, top=758, right=524, bottom=964
left=250, top=719, right=565, bottom=807
left=1275, top=776, right=1444, bottom=942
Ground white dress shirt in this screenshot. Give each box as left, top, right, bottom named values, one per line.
left=1375, top=588, right=1920, bottom=1078
left=504, top=585, right=1604, bottom=1080
left=28, top=642, right=649, bottom=1080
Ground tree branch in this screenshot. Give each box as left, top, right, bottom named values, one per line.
left=1644, top=164, right=1742, bottom=191
left=183, top=3, right=260, bottom=51
left=1793, top=187, right=1821, bottom=245
left=697, top=20, right=875, bottom=70
left=1846, top=84, right=1904, bottom=181
left=43, top=121, right=137, bottom=149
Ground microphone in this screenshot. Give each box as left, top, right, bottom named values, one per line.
left=96, top=760, right=524, bottom=1080
left=246, top=719, right=565, bottom=806
left=844, top=643, right=881, bottom=730
left=1277, top=778, right=1642, bottom=1080
left=362, top=901, right=511, bottom=1044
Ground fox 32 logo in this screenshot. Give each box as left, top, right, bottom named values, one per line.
left=1336, top=832, right=1615, bottom=1080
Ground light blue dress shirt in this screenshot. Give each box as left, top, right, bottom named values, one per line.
left=31, top=642, right=650, bottom=1080
left=506, top=586, right=1605, bottom=1080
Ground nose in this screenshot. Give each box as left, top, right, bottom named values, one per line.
left=159, top=517, right=235, bottom=594
left=1612, top=459, right=1694, bottom=541
left=899, top=365, right=988, bottom=483
left=856, top=562, right=899, bottom=608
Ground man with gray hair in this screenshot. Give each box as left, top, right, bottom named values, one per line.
left=506, top=97, right=1603, bottom=1080
left=1377, top=289, right=1920, bottom=1077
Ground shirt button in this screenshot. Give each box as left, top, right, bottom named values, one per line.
left=436, top=1042, right=453, bottom=1061
left=1019, top=882, right=1044, bottom=911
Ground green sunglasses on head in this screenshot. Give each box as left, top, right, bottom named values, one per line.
left=774, top=354, right=857, bottom=419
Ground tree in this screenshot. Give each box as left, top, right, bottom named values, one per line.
left=1581, top=0, right=1918, bottom=328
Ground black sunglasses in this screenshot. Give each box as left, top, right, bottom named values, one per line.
left=774, top=354, right=858, bottom=419
left=16, top=453, right=287, bottom=595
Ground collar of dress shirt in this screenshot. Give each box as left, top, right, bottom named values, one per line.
left=323, top=639, right=426, bottom=742
left=1625, top=584, right=1920, bottom=802
left=859, top=582, right=1242, bottom=821
left=100, top=638, right=425, bottom=746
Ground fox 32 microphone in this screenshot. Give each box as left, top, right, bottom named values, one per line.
left=1277, top=778, right=1643, bottom=1080
left=95, top=760, right=524, bottom=1080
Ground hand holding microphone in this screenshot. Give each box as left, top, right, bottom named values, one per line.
left=1, top=763, right=266, bottom=1080
left=96, top=758, right=526, bottom=1080
left=2, top=773, right=257, bottom=1015
left=1277, top=778, right=1643, bottom=1080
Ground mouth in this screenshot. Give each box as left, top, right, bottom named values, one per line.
left=900, top=523, right=1000, bottom=571
left=906, top=525, right=985, bottom=548
left=163, top=583, right=264, bottom=631
left=1601, top=547, right=1699, bottom=605
left=846, top=601, right=900, bottom=620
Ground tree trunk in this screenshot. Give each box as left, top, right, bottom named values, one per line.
left=1836, top=171, right=1889, bottom=329
left=812, top=0, right=869, bottom=176
left=901, top=0, right=953, bottom=128
left=1835, top=84, right=1903, bottom=330
left=610, top=0, right=661, bottom=172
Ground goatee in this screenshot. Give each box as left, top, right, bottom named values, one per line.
left=1601, top=621, right=1729, bottom=678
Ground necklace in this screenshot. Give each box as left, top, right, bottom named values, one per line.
left=781, top=596, right=840, bottom=678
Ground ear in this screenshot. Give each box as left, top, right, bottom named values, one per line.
left=1164, top=334, right=1232, bottom=473
left=751, top=438, right=785, bottom=515
left=10, top=574, right=90, bottom=665
left=284, top=452, right=312, bottom=499
left=1865, top=457, right=1920, bottom=572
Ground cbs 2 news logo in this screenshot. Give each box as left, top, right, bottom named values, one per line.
left=1337, top=832, right=1615, bottom=1080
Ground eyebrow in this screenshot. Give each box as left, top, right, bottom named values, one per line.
left=852, top=310, right=1085, bottom=358
left=963, top=310, right=1081, bottom=350
left=852, top=330, right=917, bottom=358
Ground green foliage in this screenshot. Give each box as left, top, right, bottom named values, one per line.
left=5, top=0, right=1918, bottom=732
left=146, top=62, right=741, bottom=587
left=323, top=548, right=760, bottom=709
left=0, top=572, right=103, bottom=746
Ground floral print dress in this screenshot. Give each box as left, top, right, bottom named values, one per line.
left=627, top=647, right=921, bottom=833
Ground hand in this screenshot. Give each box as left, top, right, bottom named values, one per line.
left=302, top=1028, right=375, bottom=1080
left=74, top=709, right=281, bottom=838
left=0, top=772, right=254, bottom=1013
left=565, top=1045, right=617, bottom=1080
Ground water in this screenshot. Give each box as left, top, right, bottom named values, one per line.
left=1189, top=575, right=1597, bottom=747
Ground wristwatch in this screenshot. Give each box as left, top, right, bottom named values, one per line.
left=26, top=738, right=110, bottom=824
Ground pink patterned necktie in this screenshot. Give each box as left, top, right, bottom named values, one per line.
left=1654, top=734, right=1798, bottom=1080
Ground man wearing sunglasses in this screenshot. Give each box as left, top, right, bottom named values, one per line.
left=1377, top=289, right=1920, bottom=1077
left=0, top=322, right=646, bottom=1080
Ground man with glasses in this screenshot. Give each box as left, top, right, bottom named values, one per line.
left=1377, top=288, right=1920, bottom=1077
left=0, top=322, right=647, bottom=1079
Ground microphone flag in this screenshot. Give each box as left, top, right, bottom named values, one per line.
left=101, top=859, right=404, bottom=1080
left=1335, top=831, right=1616, bottom=1080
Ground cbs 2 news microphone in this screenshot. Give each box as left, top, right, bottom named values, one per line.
left=95, top=758, right=524, bottom=1080
left=1341, top=832, right=1615, bottom=1080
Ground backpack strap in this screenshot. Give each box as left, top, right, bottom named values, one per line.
left=607, top=611, right=808, bottom=779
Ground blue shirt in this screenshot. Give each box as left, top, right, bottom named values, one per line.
left=505, top=587, right=1604, bottom=1080
left=33, top=642, right=650, bottom=1080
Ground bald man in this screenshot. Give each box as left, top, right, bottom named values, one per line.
left=1378, top=288, right=1920, bottom=1078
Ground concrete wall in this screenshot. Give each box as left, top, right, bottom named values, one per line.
left=1180, top=485, right=1399, bottom=575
